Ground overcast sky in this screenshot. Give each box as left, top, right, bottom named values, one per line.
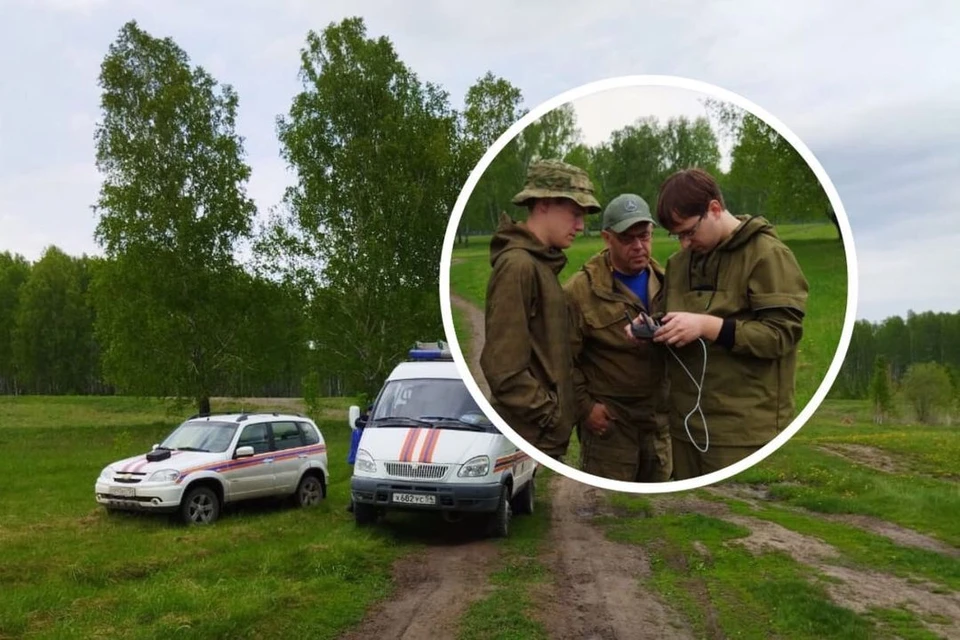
left=1, top=0, right=957, bottom=322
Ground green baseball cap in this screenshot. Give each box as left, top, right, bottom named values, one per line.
left=602, top=193, right=656, bottom=233
left=511, top=159, right=602, bottom=213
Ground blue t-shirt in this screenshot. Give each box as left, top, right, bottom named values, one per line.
left=614, top=269, right=650, bottom=309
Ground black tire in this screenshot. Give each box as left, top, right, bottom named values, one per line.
left=511, top=478, right=535, bottom=516
left=294, top=473, right=325, bottom=508
left=487, top=485, right=511, bottom=538
left=179, top=485, right=220, bottom=525
left=354, top=501, right=377, bottom=526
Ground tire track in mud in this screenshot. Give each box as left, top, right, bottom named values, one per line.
left=661, top=494, right=960, bottom=639
left=706, top=484, right=960, bottom=558
left=534, top=475, right=694, bottom=640
left=339, top=535, right=500, bottom=640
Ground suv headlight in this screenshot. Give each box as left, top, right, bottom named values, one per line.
left=458, top=455, right=490, bottom=478
left=99, top=466, right=112, bottom=480
left=355, top=449, right=377, bottom=474
left=148, top=469, right=180, bottom=483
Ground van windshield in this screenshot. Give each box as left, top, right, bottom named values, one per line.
left=370, top=378, right=498, bottom=433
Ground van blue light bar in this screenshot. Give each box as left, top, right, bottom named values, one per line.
left=408, top=341, right=452, bottom=361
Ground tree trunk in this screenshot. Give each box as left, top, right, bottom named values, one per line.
left=198, top=396, right=211, bottom=415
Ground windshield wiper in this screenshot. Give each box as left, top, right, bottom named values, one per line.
left=371, top=416, right=432, bottom=427
left=418, top=416, right=490, bottom=430
left=174, top=446, right=209, bottom=452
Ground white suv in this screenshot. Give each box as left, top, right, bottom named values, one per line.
left=95, top=413, right=329, bottom=525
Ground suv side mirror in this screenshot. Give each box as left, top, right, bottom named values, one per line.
left=348, top=406, right=360, bottom=430
left=235, top=446, right=254, bottom=458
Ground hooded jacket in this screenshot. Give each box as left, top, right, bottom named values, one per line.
left=480, top=213, right=576, bottom=457
left=564, top=250, right=671, bottom=473
left=663, top=215, right=809, bottom=447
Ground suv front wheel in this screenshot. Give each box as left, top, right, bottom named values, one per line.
left=180, top=485, right=221, bottom=525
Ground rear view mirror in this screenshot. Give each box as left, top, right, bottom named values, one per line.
left=348, top=406, right=360, bottom=430
left=235, top=446, right=254, bottom=458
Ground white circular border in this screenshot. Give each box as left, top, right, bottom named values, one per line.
left=439, top=74, right=859, bottom=494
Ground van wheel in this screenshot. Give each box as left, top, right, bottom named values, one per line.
left=511, top=479, right=535, bottom=516
left=295, top=474, right=325, bottom=508
left=487, top=485, right=511, bottom=538
left=180, top=486, right=220, bottom=525
left=354, top=502, right=377, bottom=526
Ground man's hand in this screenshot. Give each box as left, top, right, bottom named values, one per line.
left=622, top=312, right=652, bottom=344
left=653, top=312, right=722, bottom=347
left=585, top=402, right=613, bottom=435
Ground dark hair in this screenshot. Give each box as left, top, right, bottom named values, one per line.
left=656, top=168, right=725, bottom=229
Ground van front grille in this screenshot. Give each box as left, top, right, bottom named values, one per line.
left=384, top=462, right=449, bottom=480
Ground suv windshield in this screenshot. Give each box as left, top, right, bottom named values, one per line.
left=160, top=420, right=238, bottom=453
left=371, top=378, right=497, bottom=433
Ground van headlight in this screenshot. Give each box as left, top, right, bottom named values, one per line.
left=356, top=449, right=377, bottom=474
left=99, top=466, right=112, bottom=480
left=148, top=469, right=180, bottom=482
left=458, top=455, right=490, bottom=478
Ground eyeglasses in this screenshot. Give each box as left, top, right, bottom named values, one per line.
left=613, top=230, right=652, bottom=245
left=668, top=213, right=705, bottom=241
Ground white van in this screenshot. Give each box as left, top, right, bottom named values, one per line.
left=348, top=342, right=537, bottom=537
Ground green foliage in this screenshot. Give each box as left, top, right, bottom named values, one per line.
left=868, top=355, right=894, bottom=423
left=705, top=98, right=832, bottom=225
left=264, top=17, right=468, bottom=398
left=459, top=72, right=527, bottom=236
left=91, top=20, right=257, bottom=413
left=11, top=247, right=99, bottom=394
left=900, top=361, right=954, bottom=423
left=0, top=251, right=32, bottom=394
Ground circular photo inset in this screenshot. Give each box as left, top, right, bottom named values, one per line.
left=439, top=75, right=857, bottom=493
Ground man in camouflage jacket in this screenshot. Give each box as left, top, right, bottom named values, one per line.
left=565, top=193, right=672, bottom=482
left=480, top=159, right=601, bottom=459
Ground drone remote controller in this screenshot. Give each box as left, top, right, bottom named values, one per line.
left=625, top=311, right=661, bottom=339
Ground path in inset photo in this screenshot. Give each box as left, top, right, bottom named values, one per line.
left=451, top=293, right=490, bottom=399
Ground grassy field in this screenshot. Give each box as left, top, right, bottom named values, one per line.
left=449, top=223, right=848, bottom=409
left=0, top=395, right=957, bottom=638
left=0, top=395, right=559, bottom=640
left=605, top=402, right=960, bottom=639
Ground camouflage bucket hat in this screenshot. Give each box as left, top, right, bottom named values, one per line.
left=511, top=159, right=602, bottom=213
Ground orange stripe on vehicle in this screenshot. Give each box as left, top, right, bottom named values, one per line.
left=175, top=444, right=326, bottom=483
left=494, top=451, right=529, bottom=472
left=418, top=430, right=441, bottom=463
left=399, top=428, right=422, bottom=462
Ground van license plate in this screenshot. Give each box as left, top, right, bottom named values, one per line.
left=391, top=492, right=435, bottom=505
left=113, top=486, right=135, bottom=497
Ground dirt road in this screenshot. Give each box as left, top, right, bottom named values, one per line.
left=339, top=520, right=501, bottom=640
left=534, top=476, right=694, bottom=640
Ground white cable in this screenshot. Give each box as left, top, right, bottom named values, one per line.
left=666, top=338, right=709, bottom=453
